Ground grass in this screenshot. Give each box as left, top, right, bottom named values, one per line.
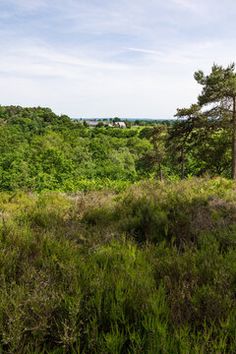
left=0, top=178, right=236, bottom=353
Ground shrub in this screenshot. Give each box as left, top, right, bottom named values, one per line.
left=0, top=179, right=236, bottom=352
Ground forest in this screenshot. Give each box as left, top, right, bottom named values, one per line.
left=0, top=64, right=236, bottom=353
left=0, top=102, right=233, bottom=193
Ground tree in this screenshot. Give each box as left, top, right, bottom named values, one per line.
left=139, top=125, right=167, bottom=180
left=170, top=64, right=236, bottom=179
left=194, top=63, right=236, bottom=179
left=169, top=104, right=204, bottom=179
left=113, top=117, right=121, bottom=123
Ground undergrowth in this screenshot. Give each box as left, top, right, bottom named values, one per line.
left=0, top=178, right=236, bottom=353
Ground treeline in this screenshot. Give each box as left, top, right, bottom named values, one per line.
left=0, top=106, right=147, bottom=191
left=0, top=97, right=234, bottom=192
left=83, top=117, right=174, bottom=127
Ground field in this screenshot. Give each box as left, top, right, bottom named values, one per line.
left=0, top=178, right=236, bottom=353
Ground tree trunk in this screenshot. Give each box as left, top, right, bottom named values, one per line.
left=232, top=96, right=236, bottom=179
left=159, top=163, right=163, bottom=181
left=181, top=147, right=185, bottom=179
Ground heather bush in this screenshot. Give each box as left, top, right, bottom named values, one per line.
left=0, top=178, right=236, bottom=353
left=82, top=178, right=236, bottom=247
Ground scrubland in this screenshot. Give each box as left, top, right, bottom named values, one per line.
left=0, top=178, right=236, bottom=353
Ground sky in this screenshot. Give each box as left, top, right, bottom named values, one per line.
left=0, top=0, right=236, bottom=118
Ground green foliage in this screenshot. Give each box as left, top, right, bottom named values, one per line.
left=83, top=177, right=236, bottom=247
left=170, top=63, right=236, bottom=179
left=0, top=179, right=236, bottom=352
left=2, top=74, right=236, bottom=353
left=1, top=103, right=236, bottom=188
left=0, top=106, right=159, bottom=192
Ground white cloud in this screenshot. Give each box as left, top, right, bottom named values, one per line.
left=171, top=0, right=200, bottom=12
left=128, top=47, right=164, bottom=56
left=1, top=0, right=236, bottom=117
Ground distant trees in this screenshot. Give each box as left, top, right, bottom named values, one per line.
left=3, top=91, right=236, bottom=191
left=113, top=117, right=121, bottom=122
left=0, top=106, right=150, bottom=191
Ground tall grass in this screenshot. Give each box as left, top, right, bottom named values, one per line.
left=0, top=178, right=236, bottom=353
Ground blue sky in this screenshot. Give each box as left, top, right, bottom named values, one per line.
left=0, top=0, right=236, bottom=118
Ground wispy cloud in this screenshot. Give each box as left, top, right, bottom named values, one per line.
left=0, top=0, right=236, bottom=117
left=171, top=0, right=200, bottom=12
left=127, top=47, right=164, bottom=56
left=7, top=0, right=47, bottom=11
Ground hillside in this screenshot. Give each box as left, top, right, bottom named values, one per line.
left=0, top=106, right=152, bottom=191
left=0, top=106, right=236, bottom=353
left=0, top=178, right=236, bottom=353
left=0, top=105, right=233, bottom=194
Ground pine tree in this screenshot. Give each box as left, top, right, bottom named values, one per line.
left=171, top=63, right=236, bottom=179
left=194, top=63, right=236, bottom=179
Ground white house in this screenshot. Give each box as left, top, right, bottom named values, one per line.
left=114, top=121, right=126, bottom=128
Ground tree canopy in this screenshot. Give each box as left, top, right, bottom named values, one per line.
left=170, top=63, right=236, bottom=179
